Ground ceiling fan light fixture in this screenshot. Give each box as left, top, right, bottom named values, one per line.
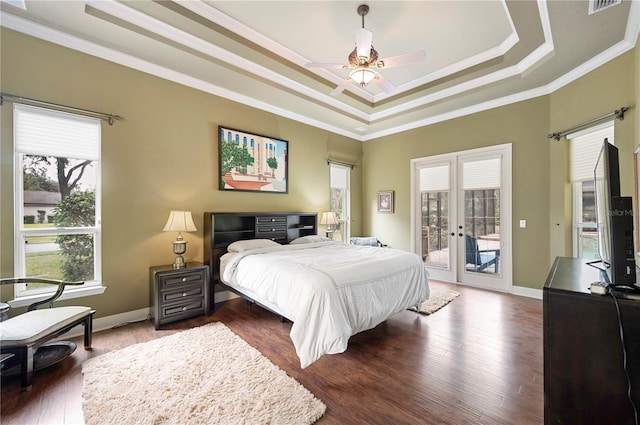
left=349, top=67, right=377, bottom=86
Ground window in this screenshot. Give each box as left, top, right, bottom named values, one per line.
left=12, top=104, right=104, bottom=304
left=329, top=163, right=350, bottom=242
left=568, top=122, right=614, bottom=259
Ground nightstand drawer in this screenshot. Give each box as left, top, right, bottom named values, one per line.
left=162, top=284, right=203, bottom=303
left=158, top=269, right=206, bottom=290
left=162, top=299, right=204, bottom=317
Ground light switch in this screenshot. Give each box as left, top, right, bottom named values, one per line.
left=519, top=219, right=526, bottom=228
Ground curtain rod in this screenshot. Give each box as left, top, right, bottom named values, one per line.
left=0, top=92, right=123, bottom=125
left=547, top=106, right=629, bottom=141
left=327, top=159, right=356, bottom=169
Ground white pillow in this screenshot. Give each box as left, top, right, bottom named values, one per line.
left=227, top=239, right=280, bottom=252
left=290, top=235, right=331, bottom=245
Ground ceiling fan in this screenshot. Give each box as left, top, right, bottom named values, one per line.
left=305, top=4, right=427, bottom=96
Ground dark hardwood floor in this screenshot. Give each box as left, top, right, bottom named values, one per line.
left=0, top=281, right=543, bottom=424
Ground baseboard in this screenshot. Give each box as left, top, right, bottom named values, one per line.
left=60, top=293, right=241, bottom=340
left=62, top=307, right=151, bottom=340
left=513, top=285, right=543, bottom=299
left=214, top=290, right=239, bottom=303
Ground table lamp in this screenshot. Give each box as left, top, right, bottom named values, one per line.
left=320, top=211, right=337, bottom=239
left=163, top=210, right=197, bottom=269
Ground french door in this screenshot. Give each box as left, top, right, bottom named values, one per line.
left=411, top=144, right=512, bottom=292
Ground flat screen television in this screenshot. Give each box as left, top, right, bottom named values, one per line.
left=592, top=139, right=636, bottom=286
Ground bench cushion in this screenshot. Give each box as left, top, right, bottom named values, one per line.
left=0, top=306, right=92, bottom=347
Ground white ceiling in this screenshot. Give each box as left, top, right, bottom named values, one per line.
left=1, top=0, right=639, bottom=141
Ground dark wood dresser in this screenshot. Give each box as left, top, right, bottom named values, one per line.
left=544, top=256, right=640, bottom=424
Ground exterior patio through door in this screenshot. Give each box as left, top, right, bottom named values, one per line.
left=411, top=144, right=512, bottom=292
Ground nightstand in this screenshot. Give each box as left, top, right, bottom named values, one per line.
left=149, top=263, right=210, bottom=329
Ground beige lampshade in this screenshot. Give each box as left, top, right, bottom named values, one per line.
left=320, top=211, right=337, bottom=225
left=163, top=211, right=197, bottom=269
left=163, top=211, right=197, bottom=234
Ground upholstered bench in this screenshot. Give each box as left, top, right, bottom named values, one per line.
left=0, top=278, right=95, bottom=391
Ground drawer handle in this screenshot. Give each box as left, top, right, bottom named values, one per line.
left=182, top=306, right=187, bottom=311
left=271, top=228, right=276, bottom=232
left=182, top=292, right=187, bottom=297
left=182, top=277, right=187, bottom=282
left=271, top=218, right=275, bottom=222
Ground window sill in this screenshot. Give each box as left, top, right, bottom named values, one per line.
left=8, top=285, right=107, bottom=308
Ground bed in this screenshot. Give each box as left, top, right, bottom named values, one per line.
left=204, top=212, right=429, bottom=368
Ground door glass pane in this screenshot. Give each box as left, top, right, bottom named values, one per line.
left=421, top=191, right=449, bottom=269
left=463, top=158, right=501, bottom=276
left=420, top=163, right=450, bottom=269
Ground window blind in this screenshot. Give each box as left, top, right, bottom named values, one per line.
left=330, top=164, right=349, bottom=189
left=463, top=157, right=501, bottom=190
left=568, top=122, right=614, bottom=182
left=419, top=164, right=449, bottom=192
left=14, top=104, right=101, bottom=160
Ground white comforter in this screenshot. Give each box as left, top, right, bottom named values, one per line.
left=220, top=241, right=429, bottom=368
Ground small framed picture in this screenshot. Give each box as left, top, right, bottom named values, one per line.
left=377, top=190, right=394, bottom=213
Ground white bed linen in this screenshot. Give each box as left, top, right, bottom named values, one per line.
left=220, top=241, right=429, bottom=368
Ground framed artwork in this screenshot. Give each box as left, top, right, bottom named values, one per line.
left=218, top=126, right=288, bottom=193
left=377, top=190, right=394, bottom=213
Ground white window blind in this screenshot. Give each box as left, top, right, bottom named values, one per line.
left=14, top=104, right=100, bottom=160
left=463, top=157, right=501, bottom=190
left=330, top=164, right=348, bottom=189
left=420, top=164, right=449, bottom=191
left=568, top=122, right=614, bottom=182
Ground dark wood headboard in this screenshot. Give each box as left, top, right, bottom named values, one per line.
left=203, top=212, right=317, bottom=285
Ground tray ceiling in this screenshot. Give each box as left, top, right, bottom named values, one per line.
left=1, top=0, right=638, bottom=141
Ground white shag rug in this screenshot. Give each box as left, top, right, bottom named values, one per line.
left=413, top=287, right=461, bottom=315
left=82, top=322, right=326, bottom=425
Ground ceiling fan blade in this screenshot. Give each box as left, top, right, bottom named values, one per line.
left=375, top=50, right=427, bottom=68
left=330, top=78, right=352, bottom=96
left=356, top=28, right=373, bottom=60
left=374, top=73, right=396, bottom=93
left=305, top=62, right=347, bottom=69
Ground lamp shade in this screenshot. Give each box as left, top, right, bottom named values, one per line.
left=349, top=67, right=377, bottom=86
left=320, top=211, right=338, bottom=225
left=162, top=211, right=197, bottom=233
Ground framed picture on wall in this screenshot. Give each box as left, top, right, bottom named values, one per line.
left=218, top=126, right=288, bottom=193
left=377, top=190, right=394, bottom=213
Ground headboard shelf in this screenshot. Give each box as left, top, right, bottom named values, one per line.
left=203, top=212, right=318, bottom=285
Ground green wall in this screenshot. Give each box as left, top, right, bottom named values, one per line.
left=0, top=29, right=362, bottom=318
left=362, top=97, right=551, bottom=289
left=1, top=28, right=638, bottom=317
left=361, top=48, right=637, bottom=290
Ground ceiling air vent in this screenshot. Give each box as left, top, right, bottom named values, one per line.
left=589, top=0, right=622, bottom=15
